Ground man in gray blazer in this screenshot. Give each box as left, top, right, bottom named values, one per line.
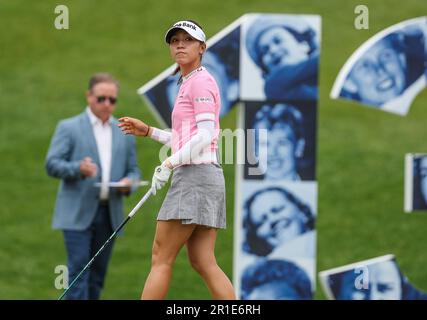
left=46, top=73, right=140, bottom=299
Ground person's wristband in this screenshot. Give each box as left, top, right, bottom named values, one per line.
left=143, top=125, right=151, bottom=137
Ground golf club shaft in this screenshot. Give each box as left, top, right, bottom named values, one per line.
left=58, top=189, right=153, bottom=300
left=129, top=188, right=153, bottom=218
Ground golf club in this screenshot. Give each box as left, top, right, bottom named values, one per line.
left=58, top=188, right=153, bottom=300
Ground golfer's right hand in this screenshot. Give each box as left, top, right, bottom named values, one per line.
left=118, top=117, right=150, bottom=137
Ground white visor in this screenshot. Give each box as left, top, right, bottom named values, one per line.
left=165, top=20, right=206, bottom=43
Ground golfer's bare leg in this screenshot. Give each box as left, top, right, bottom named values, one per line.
left=186, top=226, right=236, bottom=299
left=141, top=220, right=195, bottom=299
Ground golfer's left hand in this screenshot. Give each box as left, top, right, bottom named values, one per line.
left=151, top=160, right=172, bottom=195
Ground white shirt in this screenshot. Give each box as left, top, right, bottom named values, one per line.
left=86, top=107, right=112, bottom=200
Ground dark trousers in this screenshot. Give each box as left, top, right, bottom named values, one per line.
left=63, top=203, right=115, bottom=300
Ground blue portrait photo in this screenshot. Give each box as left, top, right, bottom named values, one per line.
left=241, top=258, right=313, bottom=300
left=241, top=14, right=321, bottom=101
left=236, top=181, right=317, bottom=300
left=244, top=101, right=316, bottom=181
left=242, top=183, right=316, bottom=257
left=320, top=255, right=427, bottom=300
left=332, top=17, right=427, bottom=115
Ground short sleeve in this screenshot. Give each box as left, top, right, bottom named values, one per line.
left=190, top=77, right=217, bottom=120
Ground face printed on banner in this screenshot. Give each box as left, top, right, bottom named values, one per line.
left=250, top=190, right=305, bottom=248
left=265, top=123, right=301, bottom=180
left=346, top=39, right=406, bottom=106
left=253, top=104, right=305, bottom=181
left=369, top=261, right=402, bottom=300
left=257, top=26, right=309, bottom=74
left=241, top=258, right=313, bottom=300
left=419, top=157, right=427, bottom=204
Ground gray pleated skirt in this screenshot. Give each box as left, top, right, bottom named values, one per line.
left=157, top=163, right=226, bottom=229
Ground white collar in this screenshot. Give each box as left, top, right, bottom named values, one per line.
left=86, top=106, right=112, bottom=125
left=182, top=66, right=205, bottom=83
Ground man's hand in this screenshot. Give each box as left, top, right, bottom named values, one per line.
left=117, top=177, right=132, bottom=195
left=118, top=117, right=151, bottom=137
left=80, top=157, right=97, bottom=177
left=151, top=160, right=172, bottom=195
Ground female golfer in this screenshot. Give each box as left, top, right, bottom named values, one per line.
left=118, top=20, right=235, bottom=300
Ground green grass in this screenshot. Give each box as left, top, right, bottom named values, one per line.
left=1, top=0, right=426, bottom=300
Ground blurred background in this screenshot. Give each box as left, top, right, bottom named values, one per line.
left=0, top=0, right=426, bottom=299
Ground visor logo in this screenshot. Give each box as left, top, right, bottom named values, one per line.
left=174, top=21, right=197, bottom=31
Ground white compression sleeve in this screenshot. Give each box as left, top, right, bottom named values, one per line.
left=168, top=119, right=216, bottom=167
left=150, top=127, right=172, bottom=147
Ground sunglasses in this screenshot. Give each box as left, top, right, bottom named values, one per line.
left=96, top=96, right=117, bottom=104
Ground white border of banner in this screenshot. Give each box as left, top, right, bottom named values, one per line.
left=404, top=153, right=414, bottom=213
left=232, top=102, right=245, bottom=298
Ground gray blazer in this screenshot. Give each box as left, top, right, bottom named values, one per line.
left=45, top=111, right=140, bottom=231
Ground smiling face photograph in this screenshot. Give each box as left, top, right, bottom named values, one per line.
left=332, top=17, right=427, bottom=115
left=240, top=14, right=321, bottom=101
left=244, top=101, right=316, bottom=181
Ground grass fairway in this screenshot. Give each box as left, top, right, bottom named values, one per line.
left=0, top=0, right=426, bottom=299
